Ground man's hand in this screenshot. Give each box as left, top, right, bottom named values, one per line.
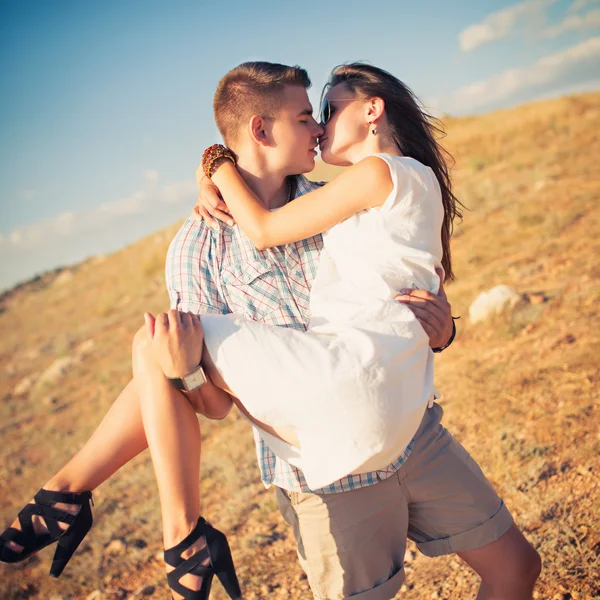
left=192, top=164, right=235, bottom=229
left=144, top=310, right=204, bottom=378
left=394, top=269, right=453, bottom=349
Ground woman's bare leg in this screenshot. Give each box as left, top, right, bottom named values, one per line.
left=132, top=326, right=206, bottom=597
left=45, top=379, right=147, bottom=492
left=3, top=339, right=150, bottom=553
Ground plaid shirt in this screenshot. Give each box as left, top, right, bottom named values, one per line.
left=165, top=175, right=414, bottom=493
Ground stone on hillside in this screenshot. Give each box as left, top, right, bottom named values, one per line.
left=14, top=376, right=35, bottom=396
left=75, top=338, right=95, bottom=359
left=36, top=356, right=76, bottom=388
left=469, top=285, right=521, bottom=324
left=105, top=538, right=127, bottom=555
left=53, top=270, right=74, bottom=286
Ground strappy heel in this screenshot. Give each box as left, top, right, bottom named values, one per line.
left=164, top=517, right=242, bottom=600
left=0, top=488, right=93, bottom=578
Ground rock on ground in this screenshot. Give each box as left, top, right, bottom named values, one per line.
left=469, top=285, right=521, bottom=323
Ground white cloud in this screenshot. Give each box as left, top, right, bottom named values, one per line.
left=161, top=180, right=197, bottom=203
left=144, top=169, right=158, bottom=182
left=99, top=191, right=145, bottom=216
left=6, top=211, right=74, bottom=249
left=568, top=0, right=600, bottom=13
left=0, top=178, right=200, bottom=291
left=9, top=230, right=22, bottom=245
left=53, top=211, right=76, bottom=236
left=450, top=37, right=600, bottom=112
left=542, top=8, right=600, bottom=37
left=1, top=179, right=195, bottom=254
left=459, top=0, right=556, bottom=52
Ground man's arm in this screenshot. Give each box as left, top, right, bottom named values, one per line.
left=165, top=219, right=234, bottom=419
left=394, top=269, right=455, bottom=350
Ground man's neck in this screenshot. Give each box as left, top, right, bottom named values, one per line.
left=235, top=157, right=291, bottom=210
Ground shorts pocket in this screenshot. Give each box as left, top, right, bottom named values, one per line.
left=221, top=259, right=282, bottom=319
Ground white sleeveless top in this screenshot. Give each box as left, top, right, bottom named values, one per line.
left=310, top=153, right=444, bottom=327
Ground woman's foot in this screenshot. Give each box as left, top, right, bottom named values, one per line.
left=0, top=487, right=94, bottom=577
left=164, top=518, right=241, bottom=600
left=2, top=492, right=80, bottom=555
left=165, top=530, right=210, bottom=599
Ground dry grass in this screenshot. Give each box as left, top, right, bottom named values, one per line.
left=1, top=92, right=599, bottom=600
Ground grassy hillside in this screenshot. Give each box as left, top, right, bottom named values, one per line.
left=1, top=91, right=599, bottom=600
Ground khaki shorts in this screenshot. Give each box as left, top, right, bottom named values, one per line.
left=276, top=403, right=514, bottom=600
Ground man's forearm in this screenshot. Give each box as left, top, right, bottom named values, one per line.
left=188, top=379, right=234, bottom=420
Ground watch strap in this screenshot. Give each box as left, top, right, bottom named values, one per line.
left=167, top=377, right=187, bottom=390
left=167, top=363, right=206, bottom=392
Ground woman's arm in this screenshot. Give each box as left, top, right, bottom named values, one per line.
left=210, top=156, right=393, bottom=250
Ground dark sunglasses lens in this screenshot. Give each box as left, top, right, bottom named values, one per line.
left=321, top=100, right=330, bottom=124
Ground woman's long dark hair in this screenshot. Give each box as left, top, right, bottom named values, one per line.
left=325, top=63, right=463, bottom=281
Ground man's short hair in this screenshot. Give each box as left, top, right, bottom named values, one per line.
left=213, top=61, right=311, bottom=146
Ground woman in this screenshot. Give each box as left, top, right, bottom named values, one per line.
left=2, top=63, right=457, bottom=599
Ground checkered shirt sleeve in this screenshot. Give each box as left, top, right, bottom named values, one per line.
left=166, top=218, right=229, bottom=315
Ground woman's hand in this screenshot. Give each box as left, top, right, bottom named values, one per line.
left=192, top=164, right=235, bottom=228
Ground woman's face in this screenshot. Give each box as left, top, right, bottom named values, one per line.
left=319, top=83, right=369, bottom=166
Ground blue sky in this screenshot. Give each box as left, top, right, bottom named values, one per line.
left=1, top=0, right=599, bottom=291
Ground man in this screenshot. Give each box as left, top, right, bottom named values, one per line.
left=162, top=62, right=540, bottom=599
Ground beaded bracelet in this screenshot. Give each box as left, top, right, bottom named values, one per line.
left=201, top=144, right=236, bottom=178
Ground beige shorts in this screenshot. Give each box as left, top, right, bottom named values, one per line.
left=276, top=403, right=514, bottom=600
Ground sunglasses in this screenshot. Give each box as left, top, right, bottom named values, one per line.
left=320, top=98, right=356, bottom=124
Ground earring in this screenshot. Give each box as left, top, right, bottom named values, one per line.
left=368, top=121, right=376, bottom=135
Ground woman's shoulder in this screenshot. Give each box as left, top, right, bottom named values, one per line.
left=359, top=154, right=429, bottom=183
left=366, top=155, right=441, bottom=216
left=333, top=156, right=394, bottom=209
left=389, top=156, right=439, bottom=195
left=379, top=154, right=431, bottom=176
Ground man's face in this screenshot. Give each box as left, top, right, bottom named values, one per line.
left=268, top=85, right=324, bottom=175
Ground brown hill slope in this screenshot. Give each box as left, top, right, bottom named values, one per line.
left=1, top=92, right=599, bottom=599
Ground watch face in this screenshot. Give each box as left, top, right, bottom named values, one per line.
left=184, top=367, right=206, bottom=391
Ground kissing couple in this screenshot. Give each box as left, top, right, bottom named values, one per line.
left=1, top=61, right=541, bottom=600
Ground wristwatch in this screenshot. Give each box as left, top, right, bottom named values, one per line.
left=167, top=363, right=207, bottom=392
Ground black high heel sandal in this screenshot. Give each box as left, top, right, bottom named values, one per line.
left=164, top=517, right=242, bottom=600
left=0, top=488, right=93, bottom=578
